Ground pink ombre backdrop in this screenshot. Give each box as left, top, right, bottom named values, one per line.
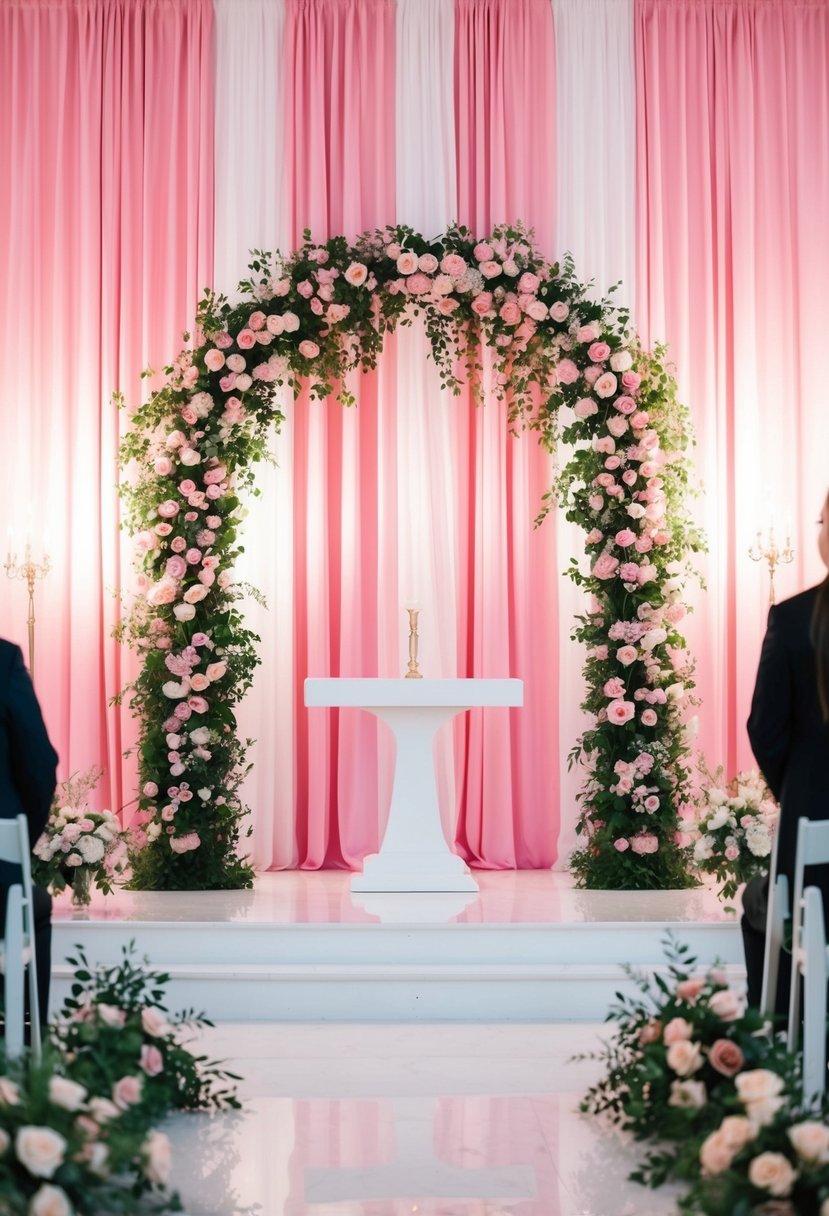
left=0, top=0, right=214, bottom=822
left=4, top=0, right=829, bottom=874
left=635, top=0, right=829, bottom=780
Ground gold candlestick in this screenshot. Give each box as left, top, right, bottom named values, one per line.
left=748, top=525, right=793, bottom=606
left=405, top=607, right=422, bottom=679
left=5, top=541, right=51, bottom=681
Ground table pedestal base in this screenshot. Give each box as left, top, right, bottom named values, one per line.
left=352, top=850, right=478, bottom=893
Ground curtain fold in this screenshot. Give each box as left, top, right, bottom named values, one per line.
left=635, top=0, right=829, bottom=781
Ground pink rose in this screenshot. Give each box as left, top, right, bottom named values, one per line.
left=526, top=299, right=548, bottom=322
left=113, top=1075, right=143, bottom=1110
left=417, top=253, right=439, bottom=273
left=583, top=364, right=601, bottom=385
left=298, top=340, right=320, bottom=359
left=709, top=989, right=742, bottom=1021
left=309, top=297, right=324, bottom=315
left=266, top=314, right=284, bottom=335
left=204, top=349, right=225, bottom=372
left=473, top=242, right=494, bottom=261
left=206, top=661, right=227, bottom=681
left=154, top=456, right=173, bottom=476
left=747, top=1153, right=798, bottom=1199
left=499, top=301, right=521, bottom=326
left=440, top=253, right=467, bottom=277
left=248, top=310, right=266, bottom=331
left=236, top=329, right=256, bottom=349
left=326, top=303, right=350, bottom=323
left=644, top=794, right=660, bottom=811
left=620, top=562, right=640, bottom=582
left=616, top=646, right=638, bottom=666
left=471, top=292, right=493, bottom=316
left=282, top=311, right=300, bottom=332
left=549, top=300, right=569, bottom=323
left=577, top=322, right=601, bottom=343
left=613, top=395, right=636, bottom=414
left=588, top=494, right=604, bottom=512
left=143, top=782, right=158, bottom=798
left=479, top=259, right=502, bottom=280
left=592, top=553, right=619, bottom=580
left=607, top=415, right=629, bottom=438
left=198, top=569, right=215, bottom=586
left=594, top=372, right=618, bottom=399
left=615, top=529, right=636, bottom=547
left=700, top=1129, right=736, bottom=1177
left=406, top=272, right=431, bottom=295
left=437, top=296, right=459, bottom=316
left=188, top=696, right=209, bottom=714
left=573, top=398, right=598, bottom=419
left=709, top=1039, right=745, bottom=1077
left=157, top=500, right=180, bottom=519
left=614, top=838, right=630, bottom=852
left=183, top=585, right=208, bottom=604
left=140, top=1045, right=164, bottom=1077
left=631, top=410, right=650, bottom=429
left=144, top=1130, right=173, bottom=1186
left=189, top=673, right=210, bottom=692
left=296, top=280, right=314, bottom=298
left=203, top=464, right=227, bottom=485
left=396, top=251, right=418, bottom=275
left=621, top=370, right=642, bottom=391
left=169, top=831, right=201, bottom=854
left=518, top=272, right=540, bottom=294
left=165, top=556, right=186, bottom=579
left=219, top=373, right=237, bottom=392
left=631, top=832, right=659, bottom=855
left=556, top=359, right=579, bottom=385
left=607, top=699, right=635, bottom=725
left=676, top=977, right=706, bottom=1003
left=588, top=341, right=611, bottom=362
left=603, top=678, right=625, bottom=698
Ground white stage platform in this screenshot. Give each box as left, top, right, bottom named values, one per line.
left=51, top=871, right=742, bottom=1023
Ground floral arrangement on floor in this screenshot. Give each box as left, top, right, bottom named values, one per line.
left=692, top=768, right=779, bottom=901
left=0, top=943, right=239, bottom=1211
left=118, top=222, right=703, bottom=890
left=51, top=944, right=241, bottom=1121
left=0, top=945, right=239, bottom=1214
left=579, top=937, right=829, bottom=1214
left=32, top=768, right=129, bottom=906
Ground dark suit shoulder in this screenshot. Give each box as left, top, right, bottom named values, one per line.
left=771, top=585, right=819, bottom=623
left=0, top=640, right=25, bottom=703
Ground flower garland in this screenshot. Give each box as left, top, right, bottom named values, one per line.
left=118, top=222, right=703, bottom=890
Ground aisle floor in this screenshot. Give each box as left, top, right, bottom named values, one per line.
left=164, top=1022, right=684, bottom=1216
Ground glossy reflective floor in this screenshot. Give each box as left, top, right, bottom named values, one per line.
left=164, top=1022, right=683, bottom=1216
left=53, top=869, right=735, bottom=927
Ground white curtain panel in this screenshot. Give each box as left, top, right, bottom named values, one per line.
left=552, top=0, right=636, bottom=866
left=395, top=0, right=460, bottom=837
left=213, top=0, right=297, bottom=866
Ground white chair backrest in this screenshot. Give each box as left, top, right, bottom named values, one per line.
left=0, top=815, right=30, bottom=877
left=792, top=818, right=829, bottom=935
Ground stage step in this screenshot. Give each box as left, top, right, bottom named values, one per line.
left=51, top=912, right=743, bottom=1023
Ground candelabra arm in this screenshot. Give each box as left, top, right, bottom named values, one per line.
left=405, top=609, right=422, bottom=679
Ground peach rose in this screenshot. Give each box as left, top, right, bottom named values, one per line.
left=344, top=261, right=368, bottom=286
left=594, top=371, right=618, bottom=398
left=15, top=1127, right=67, bottom=1178
left=140, top=1044, right=164, bottom=1076
left=183, top=585, right=209, bottom=604
left=787, top=1121, right=829, bottom=1164
left=144, top=1130, right=172, bottom=1185
left=719, top=1115, right=756, bottom=1150
left=663, top=1017, right=693, bottom=1044
left=708, top=988, right=742, bottom=1021
left=638, top=1018, right=662, bottom=1045
left=189, top=673, right=210, bottom=691
left=396, top=251, right=418, bottom=275
left=668, top=1079, right=707, bottom=1109
left=28, top=1185, right=72, bottom=1216
left=173, top=603, right=196, bottom=621
left=206, top=661, right=227, bottom=681
left=47, top=1077, right=87, bottom=1112
left=141, top=1006, right=171, bottom=1037
left=666, top=1039, right=704, bottom=1076
left=748, top=1152, right=798, bottom=1198
left=699, top=1129, right=735, bottom=1177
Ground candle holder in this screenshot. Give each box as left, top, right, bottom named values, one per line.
left=748, top=526, right=793, bottom=606
left=5, top=542, right=51, bottom=681
left=405, top=608, right=423, bottom=679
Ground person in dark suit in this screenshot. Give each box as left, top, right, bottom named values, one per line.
left=743, top=493, right=829, bottom=1008
left=0, top=638, right=58, bottom=1027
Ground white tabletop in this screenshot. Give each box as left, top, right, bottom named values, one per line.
left=305, top=677, right=523, bottom=708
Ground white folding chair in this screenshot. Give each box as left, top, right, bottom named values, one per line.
left=799, top=886, right=829, bottom=1102
left=0, top=815, right=41, bottom=1060
left=760, top=825, right=789, bottom=1016
left=788, top=817, right=829, bottom=1051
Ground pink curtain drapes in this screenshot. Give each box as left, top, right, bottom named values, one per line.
left=284, top=0, right=398, bottom=866
left=0, top=0, right=214, bottom=816
left=452, top=0, right=560, bottom=867
left=635, top=0, right=829, bottom=778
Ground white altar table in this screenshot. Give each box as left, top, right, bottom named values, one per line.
left=304, top=678, right=523, bottom=892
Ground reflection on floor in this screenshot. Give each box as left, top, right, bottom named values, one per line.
left=165, top=1022, right=683, bottom=1216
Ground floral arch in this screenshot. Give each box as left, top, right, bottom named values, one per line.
left=119, top=223, right=703, bottom=892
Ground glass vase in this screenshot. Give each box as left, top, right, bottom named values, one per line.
left=70, top=867, right=93, bottom=913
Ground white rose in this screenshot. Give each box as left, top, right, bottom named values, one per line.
left=736, top=1069, right=785, bottom=1104
left=641, top=628, right=668, bottom=651
left=745, top=826, right=772, bottom=858
left=198, top=788, right=211, bottom=801
left=144, top=1130, right=172, bottom=1185
left=707, top=788, right=728, bottom=806
left=693, top=835, right=715, bottom=862
left=161, top=680, right=188, bottom=700
left=147, top=823, right=162, bottom=840
left=29, top=1184, right=73, bottom=1216
left=788, top=1120, right=829, bottom=1164
left=708, top=989, right=742, bottom=1021
left=668, top=1079, right=707, bottom=1109
left=173, top=602, right=196, bottom=622
left=627, top=503, right=647, bottom=519
left=179, top=447, right=202, bottom=466
left=189, top=727, right=210, bottom=746
left=88, top=1097, right=120, bottom=1123
left=609, top=349, right=633, bottom=372
left=666, top=681, right=685, bottom=700
left=48, top=1076, right=87, bottom=1111
left=15, top=1127, right=67, bottom=1178
left=706, top=807, right=730, bottom=832
left=747, top=1151, right=798, bottom=1198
